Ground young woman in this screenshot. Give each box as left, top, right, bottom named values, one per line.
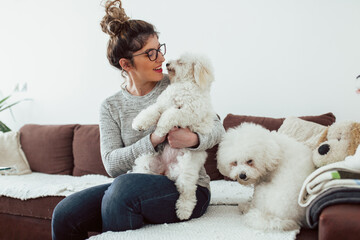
left=51, top=1, right=224, bottom=239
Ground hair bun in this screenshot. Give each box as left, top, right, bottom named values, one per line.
left=100, top=0, right=130, bottom=36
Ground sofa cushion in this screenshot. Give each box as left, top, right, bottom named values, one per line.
left=0, top=213, right=52, bottom=240
left=223, top=112, right=336, bottom=131
left=278, top=117, right=329, bottom=150
left=0, top=131, right=31, bottom=175
left=72, top=125, right=109, bottom=177
left=20, top=124, right=78, bottom=175
left=0, top=196, right=64, bottom=219
left=319, top=204, right=360, bottom=240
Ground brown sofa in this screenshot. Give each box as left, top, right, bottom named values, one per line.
left=1, top=112, right=358, bottom=240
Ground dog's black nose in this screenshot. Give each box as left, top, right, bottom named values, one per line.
left=166, top=63, right=170, bottom=67
left=239, top=173, right=247, bottom=180
left=318, top=144, right=330, bottom=155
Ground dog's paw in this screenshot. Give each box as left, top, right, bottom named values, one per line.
left=132, top=118, right=147, bottom=131
left=176, top=197, right=196, bottom=220
left=238, top=203, right=250, bottom=214
left=154, top=127, right=167, bottom=137
left=237, top=201, right=251, bottom=214
left=176, top=206, right=192, bottom=220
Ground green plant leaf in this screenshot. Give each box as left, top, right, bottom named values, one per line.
left=0, top=95, right=11, bottom=105
left=0, top=96, right=11, bottom=110
left=0, top=100, right=24, bottom=113
left=0, top=94, right=30, bottom=130
left=0, top=95, right=30, bottom=113
left=0, top=121, right=11, bottom=133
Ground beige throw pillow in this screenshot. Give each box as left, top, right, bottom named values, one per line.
left=278, top=116, right=328, bottom=150
left=0, top=131, right=32, bottom=175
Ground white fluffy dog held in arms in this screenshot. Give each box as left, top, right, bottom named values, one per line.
left=132, top=53, right=215, bottom=220
left=217, top=123, right=315, bottom=231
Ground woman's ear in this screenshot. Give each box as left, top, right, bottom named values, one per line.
left=119, top=58, right=133, bottom=72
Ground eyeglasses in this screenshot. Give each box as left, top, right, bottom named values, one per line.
left=132, top=43, right=166, bottom=61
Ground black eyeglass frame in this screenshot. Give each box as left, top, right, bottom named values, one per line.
left=132, top=43, right=166, bottom=61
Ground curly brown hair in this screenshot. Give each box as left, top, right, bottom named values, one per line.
left=100, top=0, right=158, bottom=71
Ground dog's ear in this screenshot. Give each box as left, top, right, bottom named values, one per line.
left=258, top=132, right=282, bottom=173
left=193, top=59, right=214, bottom=90
left=317, top=128, right=329, bottom=146
left=264, top=142, right=281, bottom=172
left=348, top=122, right=360, bottom=156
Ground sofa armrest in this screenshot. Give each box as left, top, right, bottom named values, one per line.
left=319, top=203, right=360, bottom=240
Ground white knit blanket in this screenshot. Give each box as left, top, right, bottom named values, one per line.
left=0, top=172, right=114, bottom=200
left=89, top=205, right=299, bottom=240
left=209, top=179, right=253, bottom=205
left=0, top=171, right=250, bottom=205
left=87, top=180, right=298, bottom=240
left=0, top=173, right=298, bottom=239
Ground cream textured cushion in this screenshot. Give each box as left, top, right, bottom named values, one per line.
left=278, top=116, right=328, bottom=150
left=0, top=131, right=31, bottom=175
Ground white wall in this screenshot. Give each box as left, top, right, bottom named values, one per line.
left=1, top=0, right=360, bottom=131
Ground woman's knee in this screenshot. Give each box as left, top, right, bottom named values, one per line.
left=102, top=174, right=144, bottom=215
left=52, top=198, right=70, bottom=225
left=102, top=174, right=150, bottom=231
left=52, top=183, right=109, bottom=239
left=52, top=198, right=78, bottom=237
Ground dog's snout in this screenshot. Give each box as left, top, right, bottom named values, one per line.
left=239, top=173, right=247, bottom=180
left=166, top=63, right=170, bottom=67
left=318, top=144, right=330, bottom=155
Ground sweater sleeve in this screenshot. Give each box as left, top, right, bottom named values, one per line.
left=189, top=114, right=225, bottom=151
left=99, top=101, right=156, bottom=178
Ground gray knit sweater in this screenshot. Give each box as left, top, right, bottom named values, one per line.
left=99, top=75, right=225, bottom=189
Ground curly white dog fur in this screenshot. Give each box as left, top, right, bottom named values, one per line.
left=217, top=123, right=315, bottom=231
left=132, top=53, right=215, bottom=220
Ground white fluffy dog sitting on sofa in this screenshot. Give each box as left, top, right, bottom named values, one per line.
left=132, top=53, right=215, bottom=220
left=217, top=123, right=315, bottom=231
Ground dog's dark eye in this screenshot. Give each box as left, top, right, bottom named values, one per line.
left=246, top=159, right=254, bottom=166
left=230, top=161, right=237, bottom=167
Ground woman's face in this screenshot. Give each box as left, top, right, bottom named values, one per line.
left=130, top=35, right=165, bottom=84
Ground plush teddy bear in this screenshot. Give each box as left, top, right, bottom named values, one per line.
left=313, top=121, right=360, bottom=167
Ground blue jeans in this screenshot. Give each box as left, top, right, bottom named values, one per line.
left=52, top=173, right=210, bottom=240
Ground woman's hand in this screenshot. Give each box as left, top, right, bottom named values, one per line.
left=150, top=133, right=166, bottom=148
left=167, top=127, right=199, bottom=149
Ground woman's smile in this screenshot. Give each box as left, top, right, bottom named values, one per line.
left=153, top=65, right=163, bottom=73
